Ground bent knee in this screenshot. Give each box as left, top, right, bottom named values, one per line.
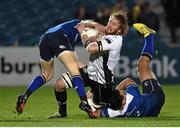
left=124, top=78, right=136, bottom=85
left=54, top=78, right=66, bottom=92
left=42, top=72, right=53, bottom=81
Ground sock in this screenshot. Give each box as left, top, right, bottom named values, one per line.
left=72, top=75, right=87, bottom=102
left=55, top=89, right=67, bottom=116
left=24, top=75, right=46, bottom=97
left=141, top=34, right=155, bottom=60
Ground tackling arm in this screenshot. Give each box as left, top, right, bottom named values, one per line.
left=116, top=78, right=137, bottom=91
left=81, top=32, right=99, bottom=53
left=80, top=20, right=105, bottom=33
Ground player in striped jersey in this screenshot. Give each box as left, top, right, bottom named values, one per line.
left=92, top=23, right=165, bottom=118
left=48, top=10, right=129, bottom=118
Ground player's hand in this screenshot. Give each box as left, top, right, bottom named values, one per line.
left=88, top=32, right=104, bottom=42
left=94, top=23, right=106, bottom=34
left=88, top=36, right=98, bottom=42
left=75, top=23, right=86, bottom=33
left=92, top=110, right=101, bottom=118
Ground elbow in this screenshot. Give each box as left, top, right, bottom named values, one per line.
left=85, top=43, right=98, bottom=53
left=86, top=47, right=96, bottom=53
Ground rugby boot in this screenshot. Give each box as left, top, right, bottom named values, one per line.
left=16, top=94, right=27, bottom=114
left=133, top=23, right=156, bottom=37
left=48, top=112, right=67, bottom=119
left=79, top=101, right=96, bottom=118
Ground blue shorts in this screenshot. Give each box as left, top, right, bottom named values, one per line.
left=39, top=31, right=74, bottom=61
left=142, top=79, right=165, bottom=116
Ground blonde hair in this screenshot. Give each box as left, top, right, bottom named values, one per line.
left=111, top=9, right=129, bottom=35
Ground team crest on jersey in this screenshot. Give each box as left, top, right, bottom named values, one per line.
left=144, top=81, right=149, bottom=86
left=105, top=38, right=112, bottom=44
left=59, top=45, right=66, bottom=49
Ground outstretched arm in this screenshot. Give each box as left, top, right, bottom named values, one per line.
left=79, top=20, right=105, bottom=33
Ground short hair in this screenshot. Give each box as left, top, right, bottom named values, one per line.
left=107, top=90, right=123, bottom=110
left=111, top=9, right=129, bottom=35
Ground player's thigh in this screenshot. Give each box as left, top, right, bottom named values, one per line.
left=142, top=79, right=165, bottom=111
left=58, top=51, right=80, bottom=75
left=142, top=79, right=164, bottom=95
left=138, top=56, right=157, bottom=82
left=39, top=34, right=54, bottom=62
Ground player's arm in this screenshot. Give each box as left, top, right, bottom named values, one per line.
left=81, top=35, right=118, bottom=53
left=81, top=32, right=99, bottom=53
left=92, top=107, right=123, bottom=118
left=79, top=20, right=105, bottom=33
left=116, top=78, right=137, bottom=91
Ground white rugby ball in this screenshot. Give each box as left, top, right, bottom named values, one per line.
left=85, top=27, right=99, bottom=37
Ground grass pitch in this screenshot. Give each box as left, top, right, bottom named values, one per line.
left=0, top=85, right=180, bottom=127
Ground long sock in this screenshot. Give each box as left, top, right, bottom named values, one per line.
left=24, top=75, right=46, bottom=98
left=141, top=34, right=155, bottom=60
left=72, top=75, right=87, bottom=102
left=54, top=89, right=67, bottom=116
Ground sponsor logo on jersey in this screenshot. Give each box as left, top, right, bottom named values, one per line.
left=59, top=45, right=66, bottom=49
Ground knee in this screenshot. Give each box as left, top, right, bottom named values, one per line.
left=54, top=78, right=66, bottom=92
left=42, top=71, right=54, bottom=82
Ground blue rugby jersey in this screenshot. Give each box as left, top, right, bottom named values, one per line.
left=45, top=19, right=81, bottom=46
left=101, top=85, right=158, bottom=117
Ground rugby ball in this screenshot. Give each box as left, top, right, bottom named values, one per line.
left=84, top=27, right=99, bottom=37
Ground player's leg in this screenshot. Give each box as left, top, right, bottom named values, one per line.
left=133, top=23, right=157, bottom=82
left=16, top=34, right=54, bottom=114
left=59, top=51, right=87, bottom=102
left=58, top=51, right=94, bottom=117
left=16, top=60, right=54, bottom=114
left=49, top=62, right=88, bottom=119
left=51, top=32, right=88, bottom=104
left=26, top=60, right=54, bottom=96
left=134, top=23, right=165, bottom=112
left=49, top=73, right=73, bottom=119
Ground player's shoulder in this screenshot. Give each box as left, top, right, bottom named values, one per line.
left=126, top=84, right=140, bottom=96
left=64, top=19, right=81, bottom=25
left=102, top=35, right=122, bottom=44
left=103, top=35, right=122, bottom=40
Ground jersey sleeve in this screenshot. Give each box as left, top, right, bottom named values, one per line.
left=126, top=84, right=141, bottom=96
left=100, top=35, right=122, bottom=51
left=100, top=107, right=123, bottom=118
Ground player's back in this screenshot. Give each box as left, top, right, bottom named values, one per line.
left=100, top=84, right=159, bottom=118
left=120, top=85, right=158, bottom=117
left=45, top=19, right=81, bottom=44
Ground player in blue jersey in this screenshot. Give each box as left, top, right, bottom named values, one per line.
left=91, top=23, right=165, bottom=118
left=15, top=19, right=105, bottom=117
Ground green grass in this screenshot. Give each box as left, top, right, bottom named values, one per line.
left=0, top=85, right=180, bottom=127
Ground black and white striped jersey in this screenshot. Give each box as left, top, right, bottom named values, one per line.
left=87, top=35, right=123, bottom=85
